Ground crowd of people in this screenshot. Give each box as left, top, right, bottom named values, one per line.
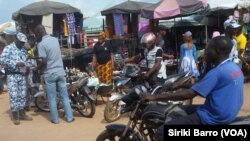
left=0, top=14, right=249, bottom=132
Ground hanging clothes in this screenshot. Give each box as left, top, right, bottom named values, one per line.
left=113, top=13, right=124, bottom=36
left=62, top=16, right=68, bottom=36
left=66, top=13, right=76, bottom=36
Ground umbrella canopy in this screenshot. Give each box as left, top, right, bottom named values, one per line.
left=208, top=0, right=240, bottom=12
left=160, top=15, right=217, bottom=28
left=101, top=1, right=153, bottom=15
left=206, top=0, right=241, bottom=16
left=141, top=0, right=207, bottom=19
left=12, top=1, right=83, bottom=20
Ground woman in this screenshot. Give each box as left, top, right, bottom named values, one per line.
left=179, top=31, right=200, bottom=84
left=92, top=33, right=114, bottom=84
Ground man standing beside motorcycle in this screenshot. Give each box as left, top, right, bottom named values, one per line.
left=34, top=25, right=74, bottom=124
left=143, top=36, right=244, bottom=140
left=125, top=32, right=167, bottom=87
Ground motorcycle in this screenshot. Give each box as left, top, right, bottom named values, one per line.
left=103, top=65, right=193, bottom=123
left=96, top=84, right=250, bottom=141
left=103, top=63, right=151, bottom=123
left=34, top=68, right=96, bottom=117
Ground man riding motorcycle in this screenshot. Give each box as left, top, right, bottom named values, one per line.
left=125, top=32, right=167, bottom=87
left=143, top=36, right=244, bottom=140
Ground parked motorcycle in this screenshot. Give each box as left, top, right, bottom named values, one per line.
left=104, top=65, right=193, bottom=123
left=34, top=68, right=96, bottom=117
left=103, top=63, right=151, bottom=123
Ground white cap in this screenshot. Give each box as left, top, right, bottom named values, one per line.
left=3, top=27, right=16, bottom=35
left=224, top=19, right=241, bottom=29
left=16, top=32, right=27, bottom=43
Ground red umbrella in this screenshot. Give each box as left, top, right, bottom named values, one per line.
left=141, top=0, right=208, bottom=19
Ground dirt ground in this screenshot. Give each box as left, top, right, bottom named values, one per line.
left=0, top=83, right=250, bottom=141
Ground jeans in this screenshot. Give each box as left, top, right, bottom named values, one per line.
left=44, top=74, right=73, bottom=123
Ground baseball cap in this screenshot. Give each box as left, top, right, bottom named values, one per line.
left=16, top=32, right=27, bottom=43
left=224, top=19, right=241, bottom=29
left=183, top=31, right=192, bottom=37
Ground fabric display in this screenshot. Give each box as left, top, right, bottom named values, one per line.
left=138, top=15, right=150, bottom=38
left=113, top=13, right=124, bottom=36
left=42, top=14, right=53, bottom=35
left=66, top=13, right=76, bottom=36
left=63, top=17, right=68, bottom=36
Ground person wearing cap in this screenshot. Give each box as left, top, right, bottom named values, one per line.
left=3, top=26, right=17, bottom=45
left=35, top=24, right=74, bottom=124
left=179, top=31, right=200, bottom=84
left=0, top=32, right=33, bottom=125
left=143, top=36, right=244, bottom=140
left=236, top=25, right=249, bottom=70
left=223, top=18, right=240, bottom=66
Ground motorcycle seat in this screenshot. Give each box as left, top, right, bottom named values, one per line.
left=97, top=84, right=113, bottom=96
left=230, top=115, right=250, bottom=125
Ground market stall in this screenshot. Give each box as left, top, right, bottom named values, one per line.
left=101, top=0, right=153, bottom=57
left=12, top=1, right=87, bottom=70
left=12, top=0, right=84, bottom=48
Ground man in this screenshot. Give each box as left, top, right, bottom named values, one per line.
left=156, top=25, right=175, bottom=60
left=236, top=25, right=250, bottom=69
left=34, top=24, right=74, bottom=124
left=143, top=36, right=244, bottom=140
left=126, top=32, right=167, bottom=86
left=25, top=35, right=39, bottom=110
left=223, top=18, right=240, bottom=66
left=0, top=32, right=33, bottom=125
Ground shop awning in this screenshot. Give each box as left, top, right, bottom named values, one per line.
left=141, top=0, right=208, bottom=20
left=12, top=1, right=83, bottom=20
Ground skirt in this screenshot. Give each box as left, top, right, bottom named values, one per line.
left=97, top=60, right=112, bottom=84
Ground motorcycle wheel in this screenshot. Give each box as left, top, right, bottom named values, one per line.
left=34, top=94, right=50, bottom=112
left=96, top=129, right=141, bottom=141
left=77, top=95, right=96, bottom=117
left=104, top=100, right=122, bottom=123
left=96, top=130, right=120, bottom=141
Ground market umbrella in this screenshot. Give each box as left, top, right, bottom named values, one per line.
left=12, top=1, right=83, bottom=20
left=206, top=0, right=241, bottom=16
left=141, top=0, right=208, bottom=20
left=101, top=0, right=153, bottom=15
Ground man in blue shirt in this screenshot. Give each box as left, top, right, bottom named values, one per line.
left=143, top=36, right=244, bottom=140
left=35, top=25, right=74, bottom=124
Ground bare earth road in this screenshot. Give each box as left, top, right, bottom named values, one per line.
left=0, top=83, right=250, bottom=141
